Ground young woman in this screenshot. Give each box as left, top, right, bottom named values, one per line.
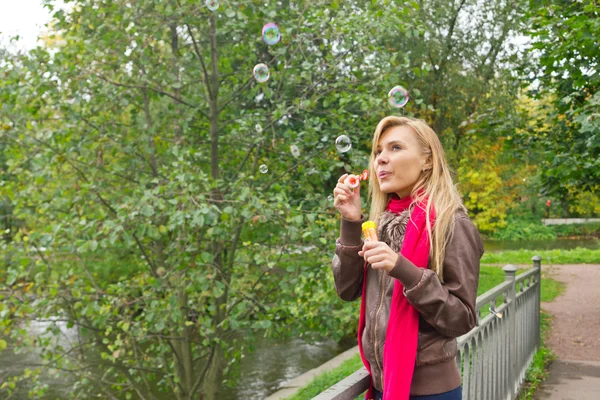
left=331, top=116, right=484, bottom=400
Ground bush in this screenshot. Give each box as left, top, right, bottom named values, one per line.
left=549, top=222, right=600, bottom=238
left=490, top=217, right=556, bottom=240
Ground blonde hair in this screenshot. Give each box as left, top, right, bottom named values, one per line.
left=367, top=116, right=466, bottom=279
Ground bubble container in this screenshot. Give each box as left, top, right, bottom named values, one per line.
left=362, top=221, right=378, bottom=242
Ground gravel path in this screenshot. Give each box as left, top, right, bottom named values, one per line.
left=541, top=264, right=600, bottom=360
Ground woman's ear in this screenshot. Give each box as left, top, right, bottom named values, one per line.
left=421, top=156, right=432, bottom=171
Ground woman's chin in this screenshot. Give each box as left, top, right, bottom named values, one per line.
left=380, top=186, right=395, bottom=195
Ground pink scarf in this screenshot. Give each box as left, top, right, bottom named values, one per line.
left=357, top=195, right=435, bottom=400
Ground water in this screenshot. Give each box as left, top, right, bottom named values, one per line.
left=484, top=238, right=599, bottom=252
left=219, top=335, right=353, bottom=399
left=1, top=320, right=352, bottom=400
left=0, top=319, right=77, bottom=399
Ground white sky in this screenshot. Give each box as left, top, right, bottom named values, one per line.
left=0, top=0, right=54, bottom=50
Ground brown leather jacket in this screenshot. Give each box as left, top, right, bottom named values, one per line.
left=332, top=209, right=484, bottom=396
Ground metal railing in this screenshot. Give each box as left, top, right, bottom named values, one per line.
left=313, top=256, right=542, bottom=400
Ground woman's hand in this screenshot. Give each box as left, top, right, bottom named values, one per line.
left=359, top=241, right=399, bottom=273
left=333, top=173, right=362, bottom=221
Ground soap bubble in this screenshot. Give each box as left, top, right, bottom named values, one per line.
left=205, top=0, right=219, bottom=11
left=262, top=23, right=281, bottom=45
left=256, top=124, right=263, bottom=133
left=335, top=135, right=352, bottom=153
left=328, top=195, right=333, bottom=202
left=259, top=164, right=268, bottom=174
left=388, top=86, right=409, bottom=108
left=290, top=144, right=300, bottom=158
left=253, top=63, right=270, bottom=83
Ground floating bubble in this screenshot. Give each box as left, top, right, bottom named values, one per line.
left=259, top=164, right=268, bottom=174
left=256, top=124, right=263, bottom=133
left=290, top=144, right=300, bottom=158
left=253, top=63, right=270, bottom=83
left=262, top=23, right=281, bottom=45
left=328, top=195, right=333, bottom=202
left=335, top=135, right=352, bottom=153
left=205, top=0, right=219, bottom=11
left=388, top=85, right=409, bottom=108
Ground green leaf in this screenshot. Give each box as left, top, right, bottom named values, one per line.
left=141, top=205, right=154, bottom=217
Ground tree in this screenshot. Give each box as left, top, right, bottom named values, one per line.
left=0, top=1, right=422, bottom=399
left=525, top=0, right=600, bottom=205
left=375, top=0, right=530, bottom=164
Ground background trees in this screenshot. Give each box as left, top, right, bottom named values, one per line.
left=524, top=0, right=600, bottom=215
left=0, top=0, right=598, bottom=399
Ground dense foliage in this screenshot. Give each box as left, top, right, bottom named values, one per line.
left=0, top=0, right=598, bottom=399
left=524, top=0, right=600, bottom=207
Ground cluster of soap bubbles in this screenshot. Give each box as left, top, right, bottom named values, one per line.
left=332, top=87, right=410, bottom=155
left=251, top=23, right=281, bottom=83
left=205, top=1, right=413, bottom=185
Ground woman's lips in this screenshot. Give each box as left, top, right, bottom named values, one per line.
left=378, top=171, right=391, bottom=179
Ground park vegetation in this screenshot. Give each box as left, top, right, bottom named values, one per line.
left=1, top=0, right=598, bottom=399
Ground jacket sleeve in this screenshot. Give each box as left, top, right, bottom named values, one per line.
left=388, top=216, right=484, bottom=337
left=331, top=216, right=366, bottom=302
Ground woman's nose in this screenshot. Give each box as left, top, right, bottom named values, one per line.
left=377, top=154, right=388, bottom=164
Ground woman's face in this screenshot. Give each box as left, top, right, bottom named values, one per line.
left=374, top=125, right=427, bottom=198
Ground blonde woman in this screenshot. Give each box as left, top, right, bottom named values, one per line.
left=332, top=116, right=483, bottom=400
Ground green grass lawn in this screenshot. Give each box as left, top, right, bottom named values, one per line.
left=517, top=312, right=555, bottom=400
left=284, top=265, right=564, bottom=400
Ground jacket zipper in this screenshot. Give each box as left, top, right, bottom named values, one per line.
left=373, top=270, right=387, bottom=390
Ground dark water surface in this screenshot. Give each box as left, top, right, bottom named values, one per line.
left=218, top=335, right=354, bottom=399
left=1, top=320, right=352, bottom=400
left=484, top=238, right=599, bottom=252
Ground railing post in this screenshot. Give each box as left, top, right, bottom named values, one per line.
left=503, top=264, right=518, bottom=400
left=532, top=256, right=542, bottom=349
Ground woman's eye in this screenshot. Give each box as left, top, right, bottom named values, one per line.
left=392, top=145, right=401, bottom=150
left=375, top=150, right=382, bottom=155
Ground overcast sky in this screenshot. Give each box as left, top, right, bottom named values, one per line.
left=0, top=0, right=54, bottom=50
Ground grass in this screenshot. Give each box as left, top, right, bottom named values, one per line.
left=481, top=247, right=600, bottom=264
left=516, top=266, right=564, bottom=399
left=283, top=265, right=566, bottom=400
left=284, top=353, right=364, bottom=400
left=517, top=312, right=556, bottom=400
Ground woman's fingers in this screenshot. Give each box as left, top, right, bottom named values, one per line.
left=361, top=242, right=388, bottom=259
left=337, top=173, right=349, bottom=183
left=335, top=183, right=353, bottom=196
left=366, top=254, right=386, bottom=264
left=333, top=187, right=352, bottom=205
left=334, top=195, right=347, bottom=205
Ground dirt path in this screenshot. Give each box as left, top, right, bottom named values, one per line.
left=542, top=264, right=600, bottom=360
